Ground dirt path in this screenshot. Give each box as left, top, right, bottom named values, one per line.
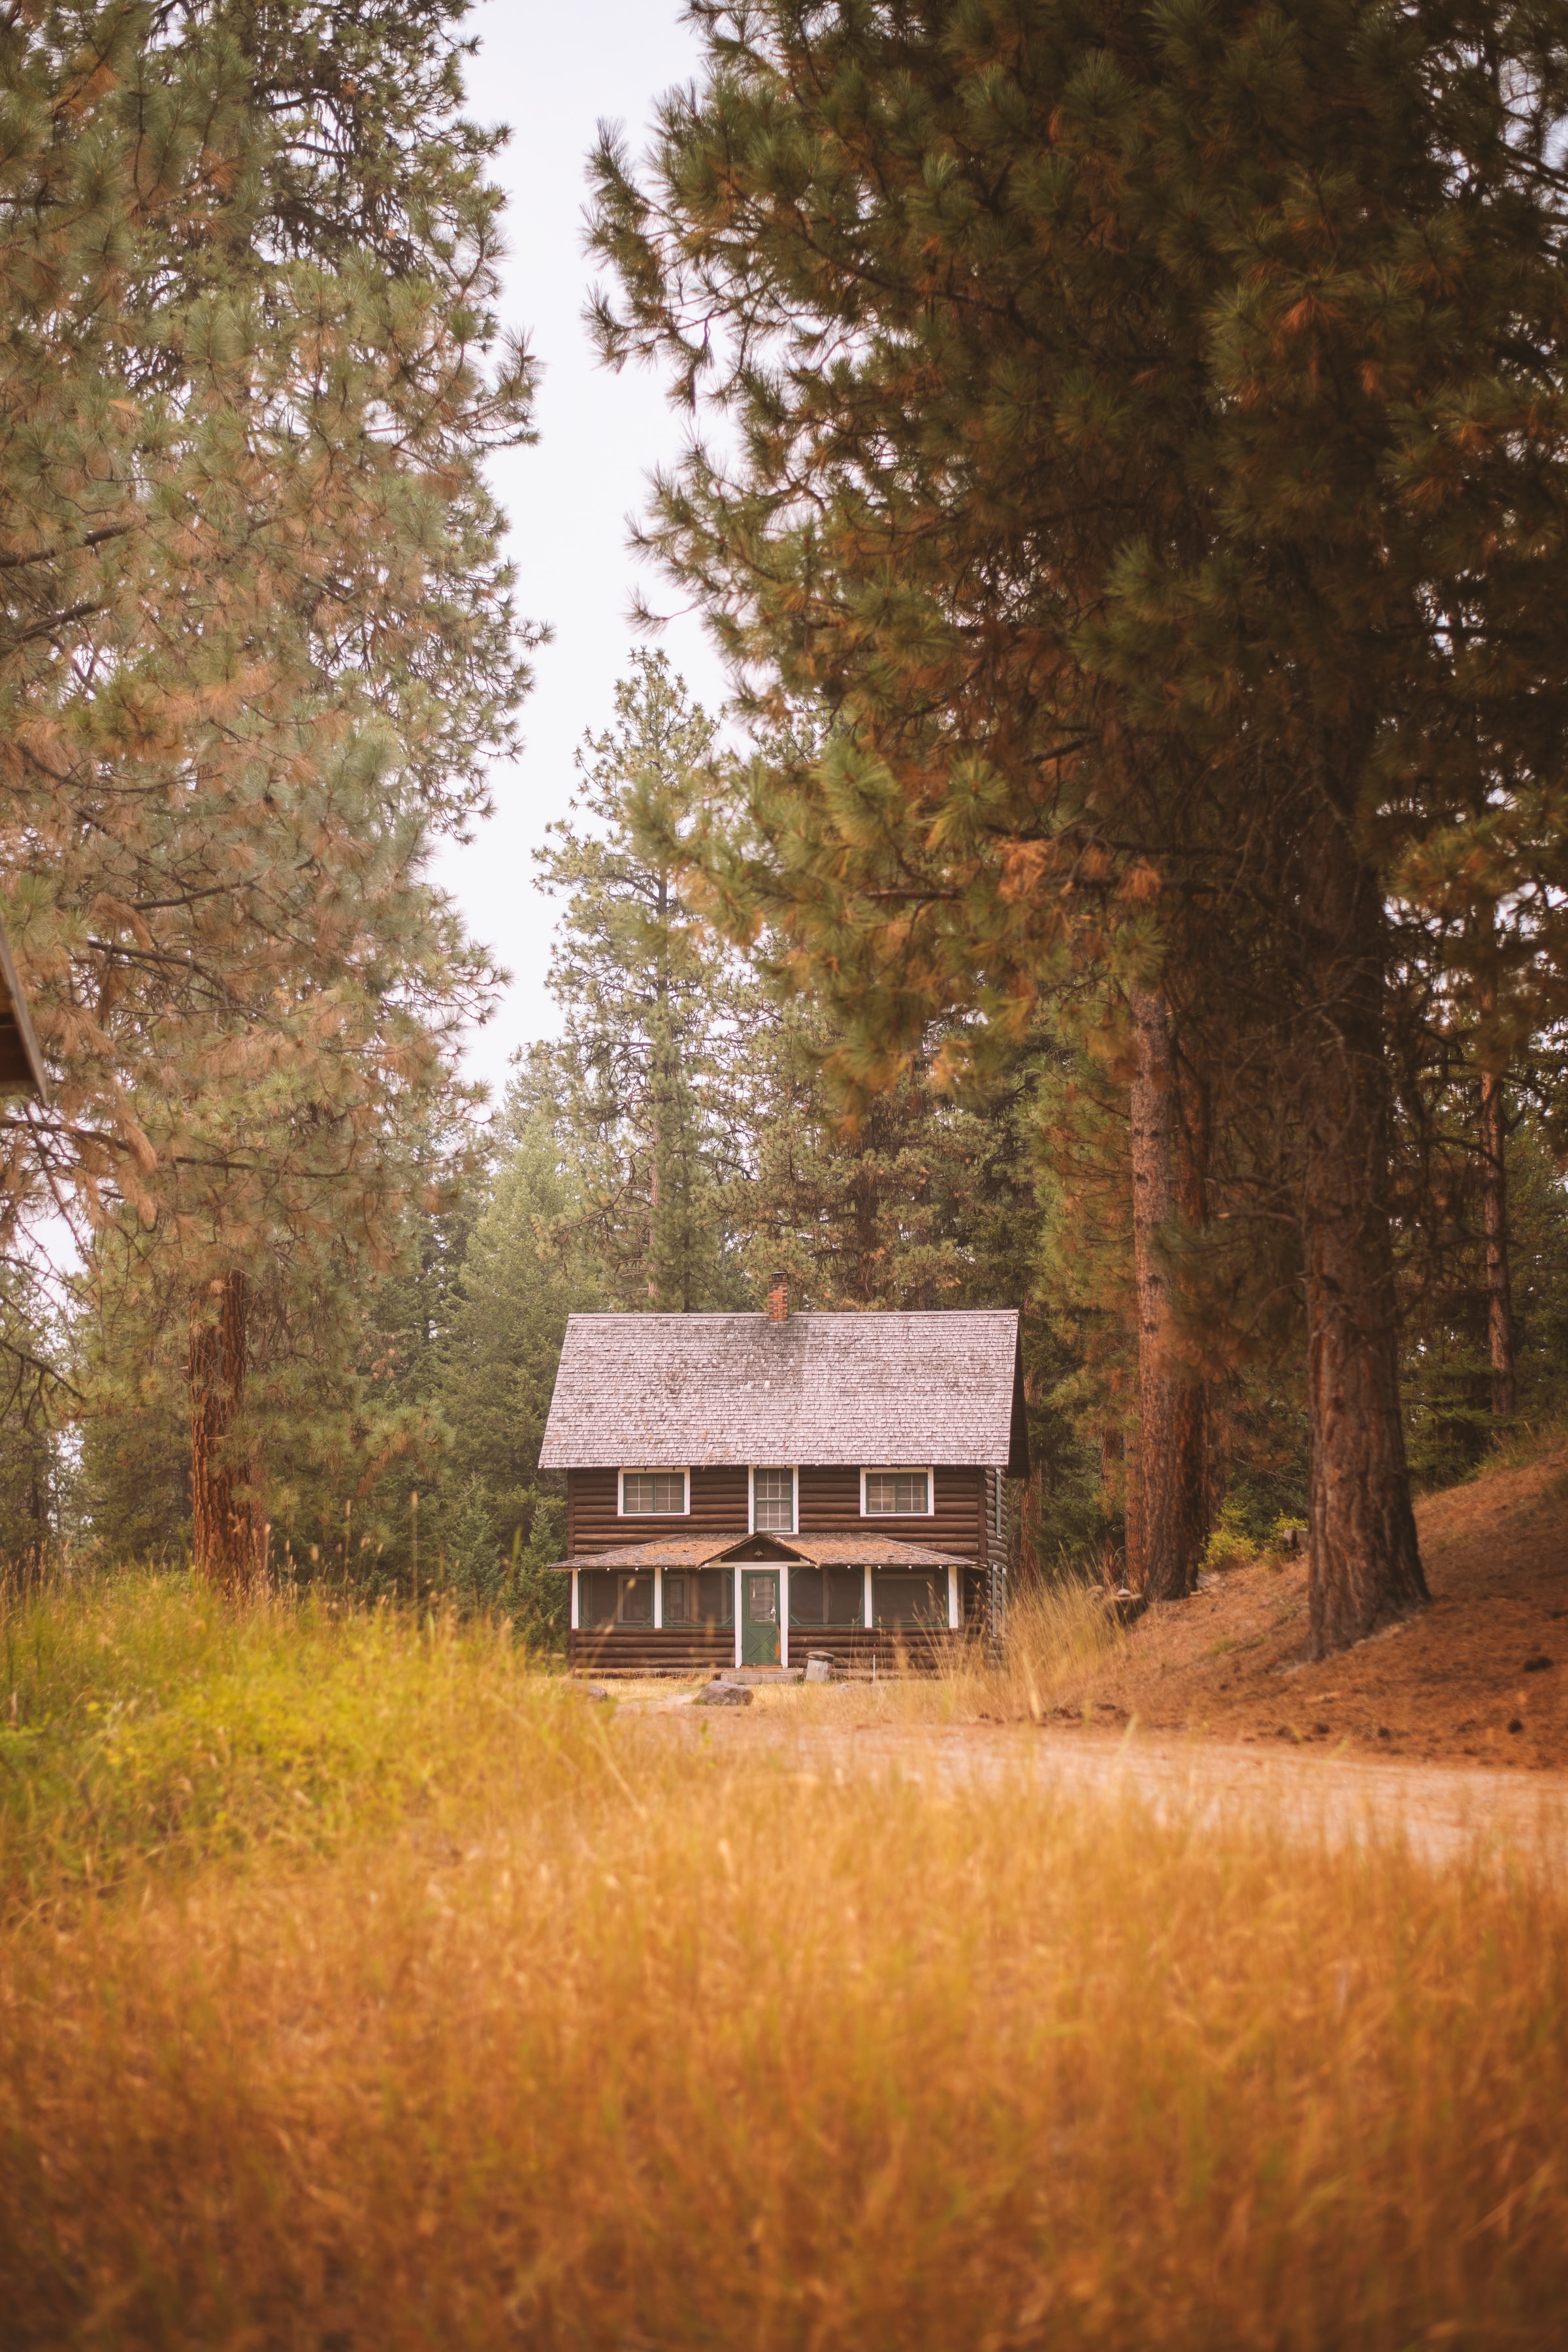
left=713, top=1716, right=1568, bottom=1869
left=1045, top=1433, right=1568, bottom=1769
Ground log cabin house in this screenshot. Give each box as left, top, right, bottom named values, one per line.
left=539, top=1283, right=1028, bottom=1674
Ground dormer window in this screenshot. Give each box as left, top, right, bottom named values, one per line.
left=862, top=1468, right=932, bottom=1516
left=619, top=1469, right=688, bottom=1516
left=751, top=1467, right=795, bottom=1533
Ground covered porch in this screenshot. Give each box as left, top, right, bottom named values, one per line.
left=560, top=1529, right=976, bottom=1676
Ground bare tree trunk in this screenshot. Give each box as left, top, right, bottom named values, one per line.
left=1480, top=1068, right=1516, bottom=1427
left=1129, top=987, right=1207, bottom=1602
left=189, top=1271, right=255, bottom=1592
left=1100, top=1424, right=1129, bottom=1588
left=1298, top=791, right=1427, bottom=1655
left=1174, top=1045, right=1213, bottom=1564
left=250, top=1437, right=270, bottom=1584
left=1120, top=1424, right=1143, bottom=1591
left=1013, top=1363, right=1045, bottom=1587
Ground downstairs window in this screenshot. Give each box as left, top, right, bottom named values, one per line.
left=873, top=1571, right=948, bottom=1629
left=576, top=1569, right=654, bottom=1628
left=663, top=1569, right=733, bottom=1629
left=789, top=1567, right=865, bottom=1627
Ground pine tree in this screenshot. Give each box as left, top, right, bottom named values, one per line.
left=0, top=4, right=536, bottom=1578
left=531, top=650, right=753, bottom=1311
left=431, top=1107, right=601, bottom=1578
left=589, top=0, right=1568, bottom=1652
left=730, top=1009, right=987, bottom=1309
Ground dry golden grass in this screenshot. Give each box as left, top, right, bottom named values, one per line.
left=3, top=1578, right=1565, bottom=2349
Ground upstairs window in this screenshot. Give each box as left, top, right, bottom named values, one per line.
left=752, top=1467, right=795, bottom=1533
left=620, top=1470, right=688, bottom=1516
left=862, top=1469, right=932, bottom=1517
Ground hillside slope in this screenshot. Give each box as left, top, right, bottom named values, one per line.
left=1055, top=1435, right=1568, bottom=1769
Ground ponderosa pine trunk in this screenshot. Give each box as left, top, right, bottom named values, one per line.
left=1013, top=1360, right=1045, bottom=1587
left=1128, top=987, right=1207, bottom=1602
left=1120, top=1422, right=1143, bottom=1590
left=189, top=1269, right=257, bottom=1591
left=1174, top=1044, right=1213, bottom=1563
left=1298, top=789, right=1428, bottom=1654
left=1480, top=1068, right=1516, bottom=1426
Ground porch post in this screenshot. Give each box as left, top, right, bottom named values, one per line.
left=863, top=1563, right=874, bottom=1634
left=780, top=1561, right=789, bottom=1670
left=947, top=1563, right=959, bottom=1630
left=653, top=1563, right=662, bottom=1630
left=570, top=1567, right=580, bottom=1631
left=734, top=1562, right=743, bottom=1671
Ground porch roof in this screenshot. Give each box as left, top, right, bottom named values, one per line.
left=557, top=1531, right=970, bottom=1573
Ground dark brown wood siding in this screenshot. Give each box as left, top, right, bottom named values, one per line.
left=796, top=1465, right=986, bottom=1560
left=567, top=1462, right=993, bottom=1560
left=568, top=1627, right=734, bottom=1674
left=788, top=1627, right=964, bottom=1675
left=567, top=1625, right=964, bottom=1676
left=568, top=1465, right=750, bottom=1556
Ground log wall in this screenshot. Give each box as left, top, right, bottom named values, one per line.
left=568, top=1627, right=734, bottom=1676
left=566, top=1625, right=968, bottom=1677
left=567, top=1463, right=990, bottom=1559
left=568, top=1465, right=749, bottom=1556
left=797, top=1465, right=985, bottom=1557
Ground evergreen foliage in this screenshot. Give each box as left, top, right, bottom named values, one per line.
left=587, top=0, right=1568, bottom=1647
left=0, top=16, right=1560, bottom=1630
left=0, top=3, right=535, bottom=1570
left=527, top=650, right=752, bottom=1311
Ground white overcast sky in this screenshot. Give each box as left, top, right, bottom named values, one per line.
left=435, top=0, right=731, bottom=1103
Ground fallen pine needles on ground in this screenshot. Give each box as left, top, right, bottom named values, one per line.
left=1, top=1577, right=1564, bottom=2349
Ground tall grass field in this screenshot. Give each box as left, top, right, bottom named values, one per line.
left=2, top=1577, right=1564, bottom=2348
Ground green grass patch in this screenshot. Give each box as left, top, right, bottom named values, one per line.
left=0, top=1575, right=570, bottom=1911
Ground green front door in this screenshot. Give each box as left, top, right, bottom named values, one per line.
left=742, top=1570, right=781, bottom=1667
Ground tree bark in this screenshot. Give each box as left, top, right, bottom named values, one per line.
left=1480, top=1068, right=1516, bottom=1426
left=189, top=1270, right=257, bottom=1592
left=1013, top=1362, right=1045, bottom=1587
left=1120, top=1423, right=1143, bottom=1590
left=1173, top=1045, right=1213, bottom=1563
left=1128, top=987, right=1207, bottom=1601
left=1100, top=1424, right=1129, bottom=1587
left=1298, top=792, right=1428, bottom=1654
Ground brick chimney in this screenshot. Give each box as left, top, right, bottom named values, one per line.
left=766, top=1269, right=790, bottom=1323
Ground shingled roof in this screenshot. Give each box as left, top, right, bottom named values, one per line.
left=538, top=1309, right=1028, bottom=1475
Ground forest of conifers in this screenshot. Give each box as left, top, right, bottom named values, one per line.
left=1, top=3, right=1567, bottom=1662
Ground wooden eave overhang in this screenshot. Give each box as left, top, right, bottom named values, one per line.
left=556, top=1531, right=973, bottom=1574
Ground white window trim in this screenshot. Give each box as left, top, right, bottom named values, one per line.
left=617, top=1467, right=691, bottom=1518
left=860, top=1465, right=936, bottom=1518
left=749, top=1464, right=798, bottom=1535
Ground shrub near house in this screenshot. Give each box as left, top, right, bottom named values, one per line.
left=540, top=1281, right=1027, bottom=1673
